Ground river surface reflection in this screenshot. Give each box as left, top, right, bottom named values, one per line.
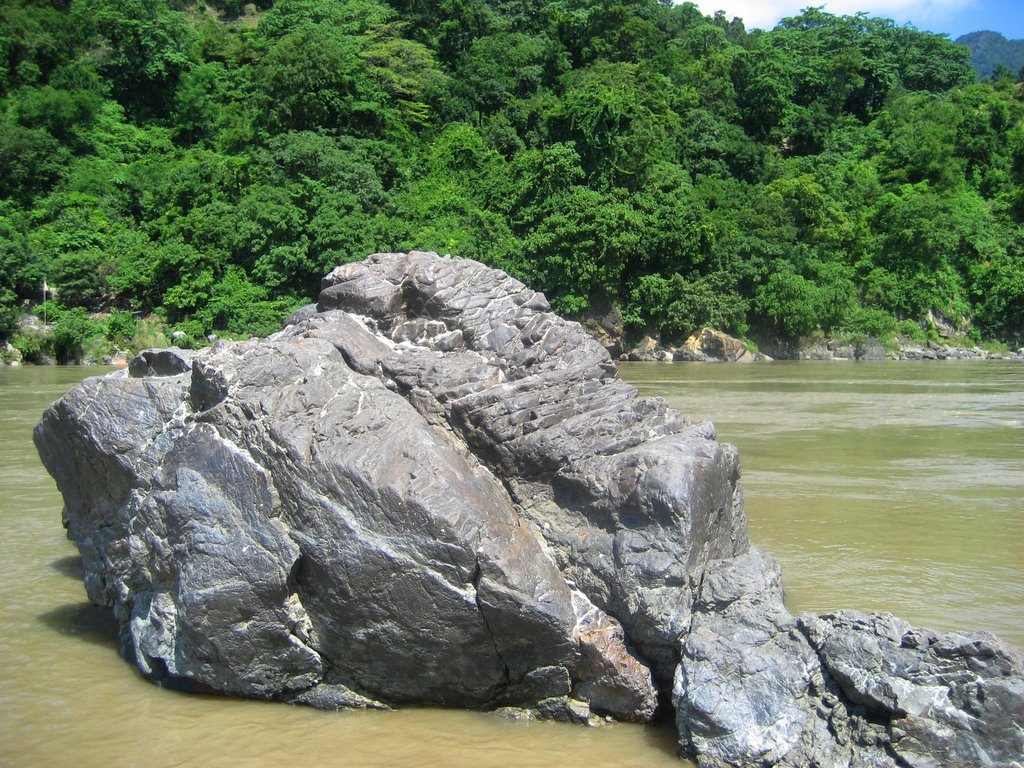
left=3, top=361, right=1021, bottom=767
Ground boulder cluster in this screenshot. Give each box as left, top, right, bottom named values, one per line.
left=36, top=253, right=1023, bottom=766
left=623, top=327, right=773, bottom=363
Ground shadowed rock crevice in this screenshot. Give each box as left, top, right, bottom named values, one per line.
left=35, top=253, right=1023, bottom=767
left=470, top=555, right=514, bottom=698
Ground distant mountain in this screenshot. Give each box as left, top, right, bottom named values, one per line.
left=956, top=30, right=1024, bottom=80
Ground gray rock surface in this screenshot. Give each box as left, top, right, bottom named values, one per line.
left=853, top=338, right=887, bottom=361
left=622, top=333, right=674, bottom=361
left=675, top=551, right=1024, bottom=767
left=35, top=252, right=1023, bottom=766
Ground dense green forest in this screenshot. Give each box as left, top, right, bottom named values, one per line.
left=2, top=0, right=1024, bottom=361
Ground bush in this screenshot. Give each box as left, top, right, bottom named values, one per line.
left=50, top=307, right=103, bottom=363
left=622, top=274, right=672, bottom=331
left=624, top=271, right=749, bottom=341
left=754, top=269, right=819, bottom=339
left=9, top=330, right=47, bottom=363
left=0, top=286, right=19, bottom=340
left=839, top=306, right=897, bottom=338
left=894, top=319, right=926, bottom=342
left=105, top=308, right=137, bottom=344
left=200, top=267, right=302, bottom=338
left=129, top=316, right=169, bottom=353
left=664, top=272, right=749, bottom=341
left=169, top=320, right=207, bottom=349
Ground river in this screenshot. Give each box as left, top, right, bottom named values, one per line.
left=622, top=360, right=1024, bottom=645
left=1, top=361, right=1021, bottom=767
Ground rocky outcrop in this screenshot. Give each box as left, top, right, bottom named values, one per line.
left=676, top=551, right=1023, bottom=767
left=2, top=340, right=23, bottom=365
left=674, top=328, right=771, bottom=363
left=580, top=304, right=625, bottom=359
left=622, top=329, right=772, bottom=363
left=793, top=334, right=1024, bottom=362
left=623, top=333, right=674, bottom=362
left=35, top=253, right=1023, bottom=766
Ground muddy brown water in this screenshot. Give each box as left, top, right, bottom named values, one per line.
left=623, top=360, right=1024, bottom=644
left=3, top=361, right=1021, bottom=767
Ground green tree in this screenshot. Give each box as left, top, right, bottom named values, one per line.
left=754, top=266, right=820, bottom=339
left=453, top=32, right=565, bottom=114
left=360, top=24, right=449, bottom=129
left=556, top=61, right=680, bottom=188
left=513, top=187, right=643, bottom=314
left=199, top=266, right=301, bottom=337
left=972, top=250, right=1024, bottom=339
left=0, top=125, right=70, bottom=204
left=257, top=26, right=389, bottom=135
left=624, top=270, right=748, bottom=340
left=70, top=0, right=194, bottom=117
left=0, top=0, right=1020, bottom=351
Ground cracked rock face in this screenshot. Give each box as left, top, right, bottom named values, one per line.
left=35, top=252, right=1023, bottom=765
left=675, top=551, right=1024, bottom=767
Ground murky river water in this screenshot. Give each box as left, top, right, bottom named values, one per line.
left=624, top=360, right=1024, bottom=644
left=2, top=361, right=1021, bottom=767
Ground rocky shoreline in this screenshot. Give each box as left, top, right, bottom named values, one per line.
left=4, top=304, right=1023, bottom=368
left=1, top=343, right=134, bottom=367
left=7, top=325, right=1022, bottom=367
left=618, top=327, right=1024, bottom=363
left=35, top=253, right=1023, bottom=767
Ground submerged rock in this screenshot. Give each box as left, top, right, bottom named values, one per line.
left=36, top=253, right=1023, bottom=766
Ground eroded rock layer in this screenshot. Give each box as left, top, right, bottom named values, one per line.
left=36, top=252, right=1023, bottom=766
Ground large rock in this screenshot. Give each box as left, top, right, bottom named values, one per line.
left=674, top=328, right=770, bottom=363
left=675, top=552, right=1024, bottom=767
left=35, top=253, right=1023, bottom=766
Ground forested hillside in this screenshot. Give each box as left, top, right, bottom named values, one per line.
left=2, top=0, right=1023, bottom=361
left=958, top=31, right=1024, bottom=81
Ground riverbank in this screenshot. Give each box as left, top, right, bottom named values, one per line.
left=616, top=326, right=1024, bottom=363
left=4, top=310, right=1023, bottom=366
left=1, top=311, right=188, bottom=367
left=2, top=336, right=134, bottom=367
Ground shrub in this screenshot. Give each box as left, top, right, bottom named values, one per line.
left=169, top=320, right=207, bottom=349
left=625, top=271, right=749, bottom=341
left=50, top=307, right=103, bottom=363
left=129, top=316, right=169, bottom=353
left=9, top=330, right=47, bottom=363
left=754, top=269, right=819, bottom=339
left=839, top=306, right=897, bottom=338
left=894, top=319, right=926, bottom=342
left=105, top=308, right=137, bottom=345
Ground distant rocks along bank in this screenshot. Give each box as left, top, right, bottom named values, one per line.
left=620, top=328, right=1024, bottom=363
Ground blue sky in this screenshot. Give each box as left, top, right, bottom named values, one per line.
left=691, top=1, right=1024, bottom=39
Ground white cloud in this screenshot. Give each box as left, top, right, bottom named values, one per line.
left=690, top=0, right=978, bottom=31
left=689, top=1, right=793, bottom=30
